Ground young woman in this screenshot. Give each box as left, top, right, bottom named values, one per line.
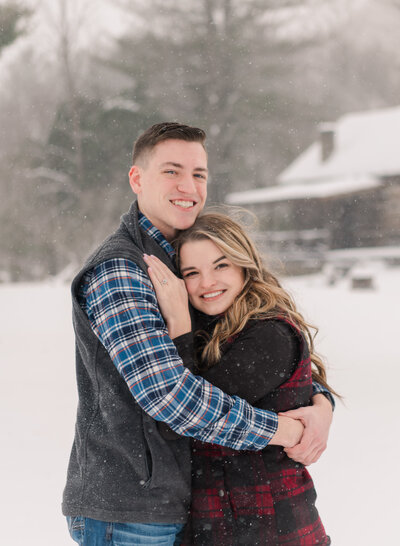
left=144, top=212, right=333, bottom=545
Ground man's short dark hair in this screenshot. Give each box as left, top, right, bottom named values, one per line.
left=132, top=122, right=207, bottom=165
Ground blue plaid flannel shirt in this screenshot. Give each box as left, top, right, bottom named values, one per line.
left=79, top=214, right=333, bottom=451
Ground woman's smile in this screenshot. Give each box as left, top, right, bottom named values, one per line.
left=201, top=289, right=225, bottom=300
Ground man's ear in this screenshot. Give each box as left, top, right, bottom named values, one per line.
left=129, top=165, right=142, bottom=195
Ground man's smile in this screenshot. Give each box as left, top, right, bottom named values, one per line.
left=170, top=199, right=196, bottom=209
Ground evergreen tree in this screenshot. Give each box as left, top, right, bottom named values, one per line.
left=107, top=0, right=328, bottom=201
left=0, top=2, right=30, bottom=53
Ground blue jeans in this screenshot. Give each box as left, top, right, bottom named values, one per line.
left=66, top=517, right=185, bottom=546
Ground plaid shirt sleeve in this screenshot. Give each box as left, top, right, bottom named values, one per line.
left=312, top=381, right=335, bottom=409
left=82, top=258, right=278, bottom=451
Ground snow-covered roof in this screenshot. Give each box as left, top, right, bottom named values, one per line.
left=226, top=105, right=400, bottom=205
left=226, top=175, right=381, bottom=205
left=280, top=105, right=400, bottom=184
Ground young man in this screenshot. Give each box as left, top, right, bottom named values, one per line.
left=63, top=122, right=333, bottom=545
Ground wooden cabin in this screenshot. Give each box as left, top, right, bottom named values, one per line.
left=226, top=106, right=400, bottom=273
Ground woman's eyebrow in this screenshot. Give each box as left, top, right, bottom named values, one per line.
left=213, top=255, right=226, bottom=264
left=181, top=255, right=226, bottom=273
left=180, top=265, right=196, bottom=273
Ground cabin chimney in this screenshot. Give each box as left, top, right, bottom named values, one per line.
left=319, top=123, right=335, bottom=162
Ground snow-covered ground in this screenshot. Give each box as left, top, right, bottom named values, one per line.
left=1, top=266, right=399, bottom=545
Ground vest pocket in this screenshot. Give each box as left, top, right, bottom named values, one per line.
left=140, top=414, right=154, bottom=488
left=140, top=412, right=191, bottom=497
left=141, top=443, right=153, bottom=488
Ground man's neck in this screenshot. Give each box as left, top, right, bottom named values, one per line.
left=138, top=210, right=177, bottom=243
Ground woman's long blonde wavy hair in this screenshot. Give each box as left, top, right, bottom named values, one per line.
left=175, top=211, right=336, bottom=396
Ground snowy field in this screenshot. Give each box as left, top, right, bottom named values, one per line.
left=1, top=267, right=399, bottom=545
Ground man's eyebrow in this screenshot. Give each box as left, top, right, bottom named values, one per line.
left=159, top=161, right=183, bottom=169
left=159, top=161, right=208, bottom=173
left=181, top=255, right=226, bottom=273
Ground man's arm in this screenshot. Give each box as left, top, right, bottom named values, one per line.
left=83, top=258, right=280, bottom=451
left=312, top=381, right=335, bottom=409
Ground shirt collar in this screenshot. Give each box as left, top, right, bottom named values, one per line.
left=138, top=211, right=176, bottom=260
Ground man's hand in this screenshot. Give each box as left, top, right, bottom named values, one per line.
left=280, top=394, right=333, bottom=465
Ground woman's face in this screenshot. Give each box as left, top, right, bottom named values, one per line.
left=179, top=239, right=245, bottom=315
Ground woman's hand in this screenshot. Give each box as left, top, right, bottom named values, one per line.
left=269, top=415, right=305, bottom=449
left=143, top=254, right=192, bottom=338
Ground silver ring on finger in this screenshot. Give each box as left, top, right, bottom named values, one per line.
left=160, top=278, right=168, bottom=285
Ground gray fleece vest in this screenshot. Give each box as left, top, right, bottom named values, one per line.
left=62, top=201, right=191, bottom=523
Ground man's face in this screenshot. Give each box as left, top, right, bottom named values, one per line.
left=129, top=139, right=208, bottom=241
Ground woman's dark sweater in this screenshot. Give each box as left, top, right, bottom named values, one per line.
left=174, top=316, right=330, bottom=545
